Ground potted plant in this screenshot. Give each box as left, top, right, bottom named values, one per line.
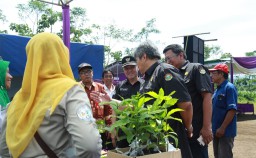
left=100, top=88, right=182, bottom=158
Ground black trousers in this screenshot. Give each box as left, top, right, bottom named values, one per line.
left=101, top=132, right=115, bottom=150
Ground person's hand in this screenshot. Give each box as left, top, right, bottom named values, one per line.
left=90, top=91, right=111, bottom=103
left=215, top=127, right=225, bottom=138
left=110, top=131, right=116, bottom=148
left=186, top=125, right=193, bottom=138
left=105, top=129, right=116, bottom=147
left=200, top=126, right=213, bottom=145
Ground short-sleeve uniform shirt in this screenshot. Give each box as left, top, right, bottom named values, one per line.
left=112, top=78, right=144, bottom=100
left=212, top=80, right=237, bottom=137
left=139, top=61, right=192, bottom=158
left=179, top=61, right=213, bottom=140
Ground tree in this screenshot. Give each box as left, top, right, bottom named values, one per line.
left=234, top=75, right=256, bottom=103
left=0, top=9, right=7, bottom=33
left=0, top=9, right=6, bottom=22
left=37, top=8, right=60, bottom=33
left=220, top=52, right=232, bottom=59
left=69, top=7, right=92, bottom=42
left=132, top=18, right=160, bottom=42
left=122, top=18, right=161, bottom=57
left=89, top=23, right=133, bottom=66
left=9, top=0, right=61, bottom=36
left=204, top=45, right=223, bottom=60
left=9, top=23, right=33, bottom=36
left=93, top=18, right=160, bottom=66
left=245, top=51, right=256, bottom=57
left=16, top=0, right=48, bottom=34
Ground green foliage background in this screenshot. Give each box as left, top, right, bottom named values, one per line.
left=234, top=75, right=256, bottom=106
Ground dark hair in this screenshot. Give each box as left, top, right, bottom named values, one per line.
left=217, top=70, right=228, bottom=79
left=163, top=44, right=187, bottom=59
left=102, top=70, right=114, bottom=78
left=223, top=72, right=228, bottom=79
left=134, top=41, right=161, bottom=60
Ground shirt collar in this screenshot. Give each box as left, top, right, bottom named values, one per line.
left=104, top=84, right=115, bottom=91
left=180, top=60, right=190, bottom=71
left=217, top=80, right=228, bottom=89
left=80, top=81, right=96, bottom=89
left=124, top=77, right=143, bottom=85
left=144, top=61, right=160, bottom=80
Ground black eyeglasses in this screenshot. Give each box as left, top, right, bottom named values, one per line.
left=79, top=70, right=92, bottom=75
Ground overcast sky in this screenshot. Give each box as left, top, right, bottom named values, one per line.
left=1, top=0, right=256, bottom=57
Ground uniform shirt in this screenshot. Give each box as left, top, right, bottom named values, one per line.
left=139, top=61, right=192, bottom=158
left=212, top=80, right=237, bottom=137
left=81, top=81, right=112, bottom=125
left=179, top=61, right=213, bottom=140
left=0, top=85, right=101, bottom=158
left=112, top=78, right=143, bottom=100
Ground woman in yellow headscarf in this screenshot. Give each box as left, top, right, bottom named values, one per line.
left=0, top=32, right=102, bottom=158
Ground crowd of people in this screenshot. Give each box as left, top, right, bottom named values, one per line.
left=0, top=32, right=237, bottom=158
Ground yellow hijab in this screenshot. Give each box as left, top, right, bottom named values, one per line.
left=6, top=32, right=79, bottom=158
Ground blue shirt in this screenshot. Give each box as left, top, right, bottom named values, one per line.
left=212, top=80, right=237, bottom=137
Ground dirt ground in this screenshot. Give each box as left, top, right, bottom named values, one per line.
left=208, top=113, right=256, bottom=158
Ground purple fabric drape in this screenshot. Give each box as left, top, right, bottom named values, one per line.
left=233, top=57, right=256, bottom=69
left=62, top=5, right=70, bottom=51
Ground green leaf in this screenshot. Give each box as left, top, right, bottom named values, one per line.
left=166, top=108, right=183, bottom=117
left=148, top=109, right=165, bottom=115
left=168, top=91, right=176, bottom=96
left=159, top=88, right=164, bottom=96
left=120, top=126, right=134, bottom=143
left=138, top=97, right=153, bottom=109
left=168, top=132, right=179, bottom=147
left=140, top=133, right=150, bottom=143
left=165, top=98, right=178, bottom=106
left=149, top=121, right=156, bottom=127
left=166, top=116, right=182, bottom=123
left=145, top=91, right=158, bottom=98
left=109, top=119, right=130, bottom=131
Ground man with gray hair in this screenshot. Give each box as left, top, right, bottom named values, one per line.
left=163, top=44, right=213, bottom=158
left=134, top=41, right=193, bottom=158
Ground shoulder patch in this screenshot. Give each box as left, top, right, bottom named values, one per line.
left=77, top=106, right=93, bottom=121
left=199, top=68, right=206, bottom=74
left=164, top=73, right=173, bottom=81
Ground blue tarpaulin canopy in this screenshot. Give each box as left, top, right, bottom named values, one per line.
left=0, top=34, right=104, bottom=98
left=0, top=34, right=104, bottom=79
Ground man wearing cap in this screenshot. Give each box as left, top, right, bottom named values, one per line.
left=78, top=62, right=114, bottom=150
left=209, top=63, right=237, bottom=158
left=112, top=55, right=144, bottom=148
left=163, top=44, right=213, bottom=158
left=112, top=56, right=143, bottom=101
left=134, top=41, right=193, bottom=158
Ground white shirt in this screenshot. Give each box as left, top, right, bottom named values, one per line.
left=103, top=84, right=115, bottom=98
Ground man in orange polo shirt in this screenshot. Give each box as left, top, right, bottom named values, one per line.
left=78, top=63, right=114, bottom=150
